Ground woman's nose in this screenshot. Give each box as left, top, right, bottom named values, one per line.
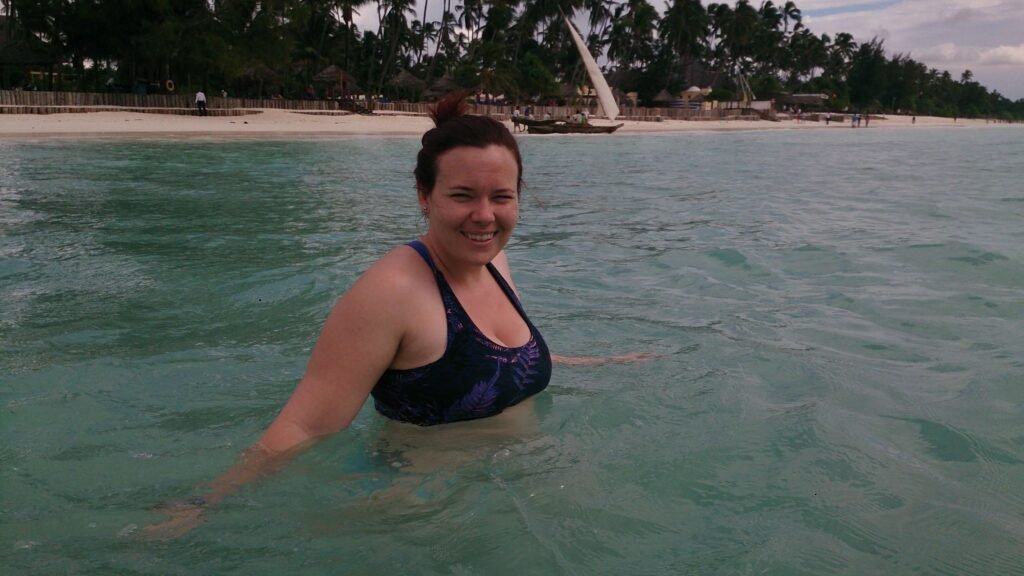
left=471, top=199, right=495, bottom=222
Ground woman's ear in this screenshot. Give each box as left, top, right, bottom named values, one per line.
left=416, top=186, right=430, bottom=217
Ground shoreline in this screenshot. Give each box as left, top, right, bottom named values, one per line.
left=0, top=108, right=1009, bottom=139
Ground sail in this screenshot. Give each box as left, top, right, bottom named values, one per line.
left=564, top=15, right=619, bottom=122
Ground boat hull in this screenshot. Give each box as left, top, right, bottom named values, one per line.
left=527, top=123, right=624, bottom=134
left=513, top=117, right=558, bottom=128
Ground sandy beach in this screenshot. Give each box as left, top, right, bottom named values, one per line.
left=0, top=108, right=1000, bottom=138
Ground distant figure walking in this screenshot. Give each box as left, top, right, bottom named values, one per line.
left=864, top=114, right=870, bottom=127
left=912, top=115, right=916, bottom=125
left=195, top=91, right=208, bottom=116
left=825, top=111, right=831, bottom=125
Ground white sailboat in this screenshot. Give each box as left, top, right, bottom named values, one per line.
left=564, top=14, right=619, bottom=122
left=523, top=16, right=623, bottom=134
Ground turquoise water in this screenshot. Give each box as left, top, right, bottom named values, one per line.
left=2, top=126, right=1023, bottom=574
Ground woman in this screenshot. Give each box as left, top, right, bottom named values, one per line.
left=145, top=92, right=645, bottom=538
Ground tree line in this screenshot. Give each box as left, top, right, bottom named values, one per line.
left=3, top=0, right=1022, bottom=119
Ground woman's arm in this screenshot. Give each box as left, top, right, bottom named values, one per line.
left=142, top=255, right=412, bottom=539
left=551, top=352, right=659, bottom=366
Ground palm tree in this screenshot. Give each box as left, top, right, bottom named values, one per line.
left=582, top=0, right=615, bottom=52
left=426, top=0, right=458, bottom=81
left=607, top=0, right=658, bottom=69
left=659, top=0, right=708, bottom=65
left=822, top=31, right=856, bottom=84
left=752, top=0, right=784, bottom=76
left=338, top=0, right=372, bottom=75
left=781, top=0, right=801, bottom=35
left=375, top=0, right=418, bottom=93
left=784, top=28, right=827, bottom=85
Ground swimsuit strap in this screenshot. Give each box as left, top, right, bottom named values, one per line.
left=407, top=240, right=438, bottom=272
left=486, top=261, right=528, bottom=318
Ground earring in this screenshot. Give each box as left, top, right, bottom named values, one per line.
left=421, top=205, right=429, bottom=216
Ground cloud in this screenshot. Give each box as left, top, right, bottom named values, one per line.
left=916, top=43, right=976, bottom=65
left=978, top=44, right=1024, bottom=66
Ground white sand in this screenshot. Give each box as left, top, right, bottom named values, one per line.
left=0, top=108, right=1004, bottom=138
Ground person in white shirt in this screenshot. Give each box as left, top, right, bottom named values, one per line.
left=195, top=91, right=208, bottom=116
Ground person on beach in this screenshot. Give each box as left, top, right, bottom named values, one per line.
left=143, top=91, right=649, bottom=539
left=194, top=90, right=207, bottom=116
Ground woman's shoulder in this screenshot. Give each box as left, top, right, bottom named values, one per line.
left=345, top=244, right=435, bottom=302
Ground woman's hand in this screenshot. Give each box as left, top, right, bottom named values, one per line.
left=139, top=500, right=206, bottom=541
left=551, top=352, right=660, bottom=366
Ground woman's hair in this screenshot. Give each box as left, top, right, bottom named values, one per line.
left=415, top=91, right=523, bottom=195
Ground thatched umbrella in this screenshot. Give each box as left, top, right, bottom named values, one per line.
left=388, top=69, right=426, bottom=90
left=653, top=89, right=674, bottom=104
left=387, top=69, right=426, bottom=101
left=424, top=76, right=460, bottom=100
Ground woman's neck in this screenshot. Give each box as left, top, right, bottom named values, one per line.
left=418, top=237, right=491, bottom=287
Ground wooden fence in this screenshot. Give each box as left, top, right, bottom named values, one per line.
left=1, top=90, right=770, bottom=121
left=0, top=90, right=346, bottom=111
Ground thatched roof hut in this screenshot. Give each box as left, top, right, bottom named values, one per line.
left=313, top=64, right=362, bottom=97
left=0, top=15, right=59, bottom=66
left=775, top=93, right=828, bottom=109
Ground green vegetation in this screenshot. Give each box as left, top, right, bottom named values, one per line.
left=2, top=0, right=1022, bottom=119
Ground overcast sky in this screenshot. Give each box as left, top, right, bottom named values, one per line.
left=800, top=0, right=1024, bottom=99
left=356, top=0, right=1024, bottom=100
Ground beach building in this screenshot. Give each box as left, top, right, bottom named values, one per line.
left=0, top=15, right=60, bottom=90
left=775, top=93, right=829, bottom=111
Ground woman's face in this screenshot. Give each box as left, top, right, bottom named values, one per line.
left=420, top=145, right=519, bottom=269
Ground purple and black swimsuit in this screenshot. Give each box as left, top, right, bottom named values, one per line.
left=371, top=241, right=552, bottom=425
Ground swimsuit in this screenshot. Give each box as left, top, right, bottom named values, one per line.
left=371, top=241, right=552, bottom=426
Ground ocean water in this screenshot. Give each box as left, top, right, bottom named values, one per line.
left=2, top=126, right=1023, bottom=574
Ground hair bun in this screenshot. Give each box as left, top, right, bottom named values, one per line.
left=429, top=91, right=470, bottom=127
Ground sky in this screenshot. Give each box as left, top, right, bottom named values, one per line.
left=355, top=0, right=1024, bottom=100
left=800, top=0, right=1024, bottom=99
